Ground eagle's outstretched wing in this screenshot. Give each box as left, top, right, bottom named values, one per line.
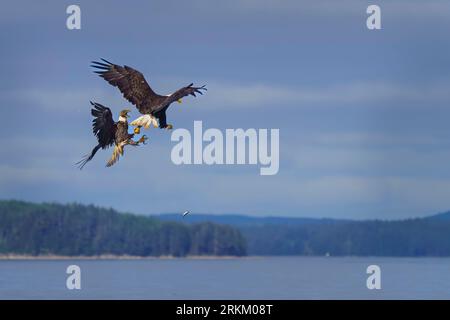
left=76, top=101, right=116, bottom=169
left=166, top=83, right=207, bottom=106
left=90, top=101, right=116, bottom=148
left=149, top=83, right=207, bottom=118
left=91, top=59, right=159, bottom=113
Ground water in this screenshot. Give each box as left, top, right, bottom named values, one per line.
left=0, top=257, right=449, bottom=299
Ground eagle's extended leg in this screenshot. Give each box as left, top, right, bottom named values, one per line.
left=137, top=135, right=149, bottom=145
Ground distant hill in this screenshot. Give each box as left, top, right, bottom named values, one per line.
left=0, top=200, right=246, bottom=257
left=159, top=212, right=450, bottom=257
left=427, top=210, right=450, bottom=221
left=3, top=200, right=450, bottom=257
left=156, top=213, right=347, bottom=227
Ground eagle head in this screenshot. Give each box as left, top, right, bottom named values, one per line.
left=118, top=109, right=131, bottom=122
left=119, top=109, right=131, bottom=118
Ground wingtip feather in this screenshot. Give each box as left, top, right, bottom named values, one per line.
left=100, top=58, right=114, bottom=65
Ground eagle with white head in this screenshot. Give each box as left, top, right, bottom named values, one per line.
left=91, top=59, right=207, bottom=133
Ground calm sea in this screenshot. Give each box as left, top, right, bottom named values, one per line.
left=0, top=257, right=449, bottom=299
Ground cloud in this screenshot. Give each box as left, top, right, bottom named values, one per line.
left=188, top=0, right=450, bottom=20
left=195, top=80, right=450, bottom=109
left=297, top=175, right=450, bottom=219
left=2, top=1, right=450, bottom=34
left=2, top=131, right=450, bottom=219
left=1, top=0, right=450, bottom=220
left=10, top=79, right=448, bottom=114
left=7, top=80, right=450, bottom=118
left=2, top=87, right=118, bottom=114
left=294, top=132, right=450, bottom=148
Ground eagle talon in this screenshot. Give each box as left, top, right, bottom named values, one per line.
left=138, top=135, right=148, bottom=145
left=166, top=124, right=173, bottom=130
left=134, top=126, right=141, bottom=134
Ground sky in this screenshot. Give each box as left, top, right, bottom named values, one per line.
left=1, top=0, right=450, bottom=220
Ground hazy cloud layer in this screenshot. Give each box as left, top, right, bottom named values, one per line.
left=1, top=0, right=450, bottom=219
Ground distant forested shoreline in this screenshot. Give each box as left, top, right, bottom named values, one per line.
left=2, top=200, right=450, bottom=257
left=158, top=212, right=450, bottom=257
left=0, top=201, right=246, bottom=257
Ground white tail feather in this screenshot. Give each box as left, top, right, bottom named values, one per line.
left=131, top=115, right=159, bottom=129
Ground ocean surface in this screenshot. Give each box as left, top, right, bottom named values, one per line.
left=0, top=257, right=449, bottom=299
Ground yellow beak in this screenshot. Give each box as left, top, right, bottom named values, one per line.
left=177, top=99, right=182, bottom=104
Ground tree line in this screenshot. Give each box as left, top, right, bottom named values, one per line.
left=0, top=200, right=246, bottom=257
left=241, top=219, right=450, bottom=256
left=159, top=212, right=450, bottom=256
left=3, top=200, right=450, bottom=257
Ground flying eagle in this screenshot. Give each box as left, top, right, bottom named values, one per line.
left=91, top=59, right=207, bottom=133
left=76, top=101, right=148, bottom=169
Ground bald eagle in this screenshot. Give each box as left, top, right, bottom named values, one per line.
left=91, top=59, right=207, bottom=133
left=76, top=101, right=148, bottom=169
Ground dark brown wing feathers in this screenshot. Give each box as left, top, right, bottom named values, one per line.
left=90, top=101, right=116, bottom=148
left=91, top=59, right=158, bottom=112
left=91, top=59, right=206, bottom=115
left=152, top=83, right=207, bottom=114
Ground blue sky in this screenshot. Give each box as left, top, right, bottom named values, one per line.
left=1, top=0, right=450, bottom=219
